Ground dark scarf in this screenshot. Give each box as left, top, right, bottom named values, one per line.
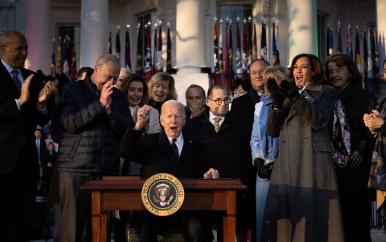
left=369, top=98, right=386, bottom=190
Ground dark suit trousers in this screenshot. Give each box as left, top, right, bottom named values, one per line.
left=0, top=146, right=39, bottom=242
left=59, top=171, right=93, bottom=242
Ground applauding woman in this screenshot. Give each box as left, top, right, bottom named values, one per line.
left=365, top=59, right=386, bottom=233
left=119, top=73, right=161, bottom=135
left=262, top=54, right=344, bottom=242
left=119, top=73, right=162, bottom=176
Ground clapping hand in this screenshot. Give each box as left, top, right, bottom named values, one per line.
left=266, top=77, right=285, bottom=109
left=279, top=80, right=299, bottom=100
left=38, top=80, right=56, bottom=107
left=18, top=74, right=33, bottom=106
left=364, top=110, right=384, bottom=133
left=134, top=105, right=151, bottom=130
left=100, top=80, right=114, bottom=115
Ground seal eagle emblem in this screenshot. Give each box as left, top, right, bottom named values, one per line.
left=141, top=173, right=185, bottom=216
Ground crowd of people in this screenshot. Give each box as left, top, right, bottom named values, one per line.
left=2, top=29, right=386, bottom=242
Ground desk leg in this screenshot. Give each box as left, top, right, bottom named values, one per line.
left=223, top=190, right=237, bottom=242
left=92, top=191, right=108, bottom=242
left=223, top=214, right=236, bottom=242
left=91, top=210, right=108, bottom=242
left=92, top=216, right=101, bottom=242
left=100, top=211, right=108, bottom=242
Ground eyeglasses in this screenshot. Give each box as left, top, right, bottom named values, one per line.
left=207, top=98, right=230, bottom=106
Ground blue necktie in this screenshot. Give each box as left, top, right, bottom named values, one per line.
left=12, top=69, right=22, bottom=94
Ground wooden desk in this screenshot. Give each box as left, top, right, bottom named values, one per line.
left=81, top=177, right=246, bottom=242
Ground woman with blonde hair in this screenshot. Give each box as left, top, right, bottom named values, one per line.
left=119, top=73, right=161, bottom=135
left=147, top=72, right=178, bottom=113
left=250, top=65, right=286, bottom=242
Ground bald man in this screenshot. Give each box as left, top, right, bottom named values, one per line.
left=0, top=30, right=55, bottom=242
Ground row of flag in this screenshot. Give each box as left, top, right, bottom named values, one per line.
left=213, top=17, right=280, bottom=78
left=327, top=22, right=380, bottom=79
left=51, top=35, right=77, bottom=78
left=109, top=23, right=172, bottom=77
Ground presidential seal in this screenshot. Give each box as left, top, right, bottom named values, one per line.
left=141, top=173, right=185, bottom=216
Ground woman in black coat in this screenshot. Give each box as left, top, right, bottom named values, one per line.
left=326, top=53, right=377, bottom=242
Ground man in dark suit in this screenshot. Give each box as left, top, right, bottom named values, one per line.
left=0, top=30, right=55, bottom=242
left=229, top=59, right=269, bottom=241
left=184, top=84, right=208, bottom=120
left=183, top=84, right=253, bottom=242
left=34, top=129, right=46, bottom=164
left=120, top=100, right=219, bottom=242
left=230, top=59, right=269, bottom=132
left=34, top=128, right=47, bottom=195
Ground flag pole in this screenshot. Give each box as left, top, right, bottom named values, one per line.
left=260, top=16, right=267, bottom=61
left=135, top=22, right=143, bottom=75
left=337, top=20, right=342, bottom=54
left=229, top=17, right=234, bottom=83
left=125, top=24, right=132, bottom=73
left=51, top=38, right=56, bottom=72
left=272, top=17, right=280, bottom=65
left=214, top=17, right=220, bottom=83
left=235, top=16, right=242, bottom=76
left=115, top=24, right=121, bottom=60
left=242, top=18, right=247, bottom=74
left=144, top=21, right=152, bottom=77
left=253, top=18, right=257, bottom=59
left=153, top=22, right=158, bottom=75
left=158, top=20, right=163, bottom=72
left=166, top=21, right=172, bottom=72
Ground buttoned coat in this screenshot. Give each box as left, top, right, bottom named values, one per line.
left=230, top=89, right=260, bottom=133
left=264, top=83, right=345, bottom=242
left=0, top=60, right=51, bottom=175
left=0, top=59, right=52, bottom=242
left=333, top=83, right=376, bottom=242
left=119, top=129, right=210, bottom=179
left=183, top=110, right=252, bottom=184
left=335, top=83, right=376, bottom=199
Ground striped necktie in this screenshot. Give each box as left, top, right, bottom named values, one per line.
left=213, top=116, right=222, bottom=133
